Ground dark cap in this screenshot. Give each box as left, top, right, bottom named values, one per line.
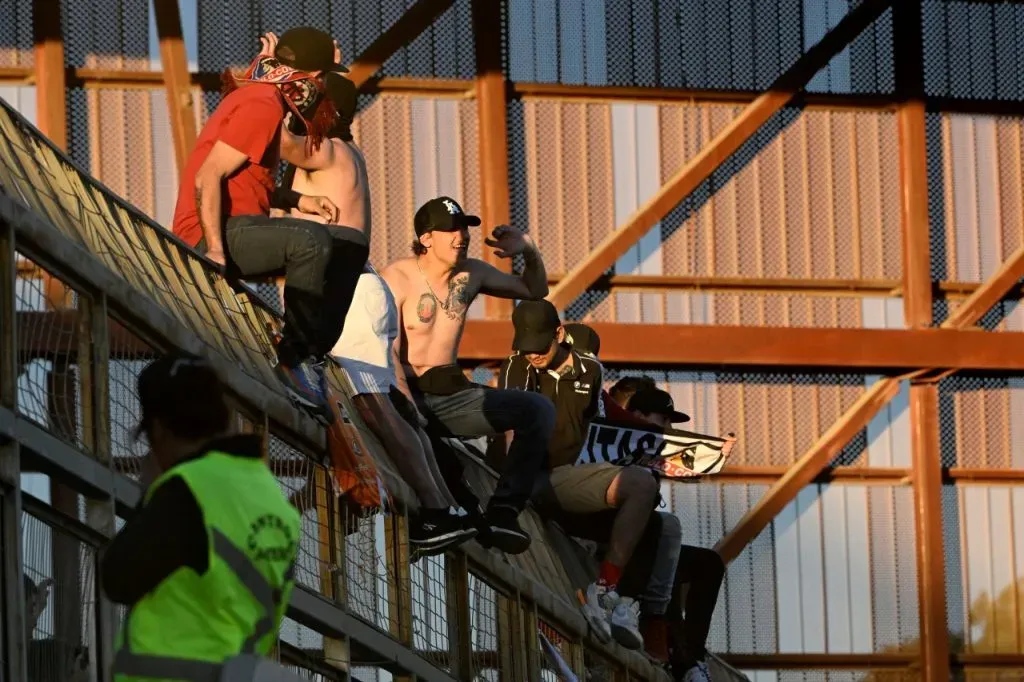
left=276, top=27, right=348, bottom=73
left=608, top=375, right=656, bottom=407
left=512, top=299, right=561, bottom=354
left=414, top=196, right=481, bottom=236
left=627, top=387, right=691, bottom=424
left=563, top=323, right=600, bottom=356
left=325, top=72, right=357, bottom=119
left=135, top=352, right=228, bottom=439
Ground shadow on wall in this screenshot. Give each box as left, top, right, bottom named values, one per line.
left=860, top=577, right=1024, bottom=682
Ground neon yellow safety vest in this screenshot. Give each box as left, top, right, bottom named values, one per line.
left=112, top=449, right=301, bottom=682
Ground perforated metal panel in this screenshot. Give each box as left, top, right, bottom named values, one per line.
left=922, top=0, right=1024, bottom=101
left=507, top=0, right=893, bottom=93
left=195, top=0, right=475, bottom=79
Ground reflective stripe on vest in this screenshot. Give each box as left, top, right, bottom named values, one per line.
left=113, top=529, right=296, bottom=681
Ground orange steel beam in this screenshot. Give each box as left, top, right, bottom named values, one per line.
left=714, top=377, right=902, bottom=563
left=941, top=247, right=1024, bottom=330
left=544, top=0, right=893, bottom=312
left=346, top=0, right=456, bottom=89
left=459, top=320, right=1024, bottom=372
left=472, top=0, right=514, bottom=320
left=896, top=0, right=949, bottom=678
left=2, top=61, right=1024, bottom=114
left=17, top=264, right=1021, bottom=300
left=32, top=0, right=65, bottom=151
left=715, top=7, right=1024, bottom=573
left=153, top=0, right=198, bottom=178
left=32, top=0, right=71, bottom=310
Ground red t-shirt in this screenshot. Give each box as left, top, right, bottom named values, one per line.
left=172, top=84, right=285, bottom=248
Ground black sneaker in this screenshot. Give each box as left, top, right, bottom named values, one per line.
left=482, top=505, right=531, bottom=555
left=275, top=358, right=333, bottom=425
left=409, top=507, right=478, bottom=550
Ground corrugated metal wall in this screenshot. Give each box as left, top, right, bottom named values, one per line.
left=6, top=0, right=1024, bottom=674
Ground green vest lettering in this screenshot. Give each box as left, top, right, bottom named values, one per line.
left=113, top=450, right=300, bottom=681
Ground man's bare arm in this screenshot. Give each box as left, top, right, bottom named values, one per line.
left=193, top=141, right=249, bottom=265
left=279, top=126, right=335, bottom=171
left=382, top=267, right=416, bottom=402
left=477, top=238, right=548, bottom=301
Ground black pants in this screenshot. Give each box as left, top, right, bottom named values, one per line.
left=413, top=366, right=554, bottom=512
left=667, top=545, right=725, bottom=666
left=581, top=510, right=724, bottom=663
left=217, top=215, right=369, bottom=367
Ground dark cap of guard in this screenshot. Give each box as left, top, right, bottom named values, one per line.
left=414, top=196, right=481, bottom=236
left=563, top=323, right=600, bottom=356
left=627, top=387, right=691, bottom=424
left=276, top=27, right=349, bottom=73
left=134, top=352, right=226, bottom=439
left=512, top=299, right=561, bottom=354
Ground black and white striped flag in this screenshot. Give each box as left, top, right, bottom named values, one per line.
left=576, top=418, right=735, bottom=479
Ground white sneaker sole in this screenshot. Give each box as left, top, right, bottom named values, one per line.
left=577, top=591, right=612, bottom=643
left=610, top=623, right=643, bottom=650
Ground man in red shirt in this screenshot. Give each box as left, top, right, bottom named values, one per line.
left=172, top=27, right=368, bottom=421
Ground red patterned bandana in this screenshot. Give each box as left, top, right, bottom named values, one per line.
left=221, top=56, right=337, bottom=154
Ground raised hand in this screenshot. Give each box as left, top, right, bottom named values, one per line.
left=484, top=225, right=532, bottom=259
left=258, top=32, right=279, bottom=58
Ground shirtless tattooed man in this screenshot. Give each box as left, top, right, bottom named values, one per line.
left=382, top=197, right=555, bottom=554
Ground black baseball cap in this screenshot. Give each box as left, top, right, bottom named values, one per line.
left=134, top=352, right=227, bottom=439
left=627, top=387, right=691, bottom=424
left=512, top=300, right=561, bottom=354
left=564, top=323, right=600, bottom=356
left=325, top=72, right=357, bottom=118
left=276, top=27, right=348, bottom=73
left=414, top=196, right=481, bottom=236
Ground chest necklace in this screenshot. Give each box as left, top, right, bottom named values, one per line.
left=416, top=260, right=453, bottom=311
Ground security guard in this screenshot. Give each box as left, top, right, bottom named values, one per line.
left=101, top=352, right=301, bottom=681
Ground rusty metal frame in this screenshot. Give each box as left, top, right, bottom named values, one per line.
left=895, top=2, right=950, bottom=679
left=1, top=64, right=1024, bottom=116
left=346, top=0, right=456, bottom=88
left=32, top=0, right=65, bottom=151
left=18, top=309, right=1024, bottom=371
left=153, top=0, right=197, bottom=179
left=471, top=0, right=514, bottom=319
left=458, top=319, right=1024, bottom=371
left=544, top=0, right=894, bottom=311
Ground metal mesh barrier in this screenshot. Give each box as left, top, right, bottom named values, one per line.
left=922, top=1, right=1024, bottom=101
left=107, top=319, right=159, bottom=478
left=942, top=482, right=1024, bottom=658
left=21, top=508, right=98, bottom=682
left=0, top=102, right=286, bottom=394
left=410, top=553, right=451, bottom=672
left=468, top=573, right=505, bottom=679
left=196, top=0, right=474, bottom=80
left=936, top=376, right=1024, bottom=469
left=268, top=435, right=339, bottom=596
left=344, top=511, right=398, bottom=635
left=14, top=255, right=86, bottom=452
left=506, top=0, right=892, bottom=93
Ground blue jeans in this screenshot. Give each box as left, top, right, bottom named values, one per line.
left=207, top=216, right=368, bottom=366
left=414, top=369, right=554, bottom=512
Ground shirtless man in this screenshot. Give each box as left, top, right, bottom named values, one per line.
left=282, top=75, right=476, bottom=554
left=382, top=197, right=555, bottom=555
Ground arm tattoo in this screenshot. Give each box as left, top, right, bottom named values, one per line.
left=416, top=293, right=437, bottom=323
left=194, top=184, right=204, bottom=224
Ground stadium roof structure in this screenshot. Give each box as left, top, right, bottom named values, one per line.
left=7, top=0, right=1024, bottom=680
